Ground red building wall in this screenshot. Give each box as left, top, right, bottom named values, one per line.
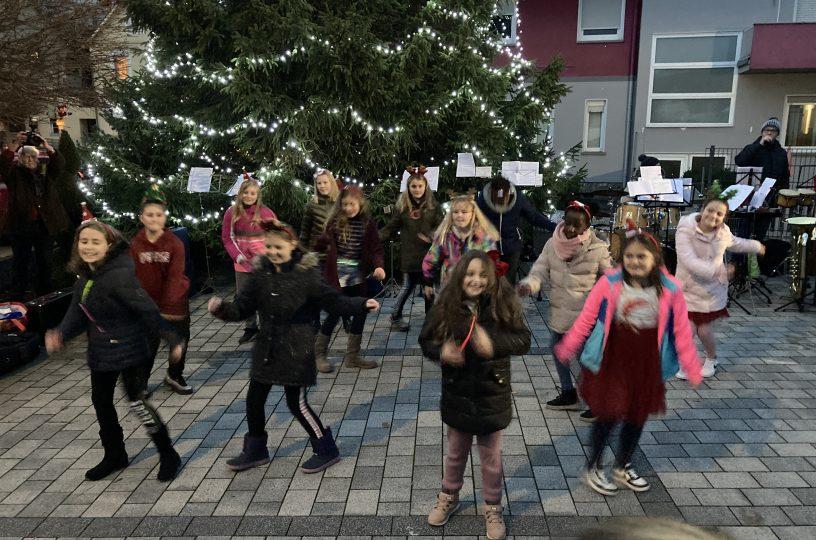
left=518, top=0, right=641, bottom=77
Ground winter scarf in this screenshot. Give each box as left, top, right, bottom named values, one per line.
left=551, top=222, right=591, bottom=261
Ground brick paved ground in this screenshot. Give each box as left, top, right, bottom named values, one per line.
left=1, top=279, right=816, bottom=539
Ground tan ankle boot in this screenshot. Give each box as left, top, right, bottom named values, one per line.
left=343, top=334, right=377, bottom=369
left=314, top=333, right=333, bottom=373
left=483, top=503, right=506, bottom=540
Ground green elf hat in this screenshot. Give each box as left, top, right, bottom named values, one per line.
left=141, top=183, right=168, bottom=207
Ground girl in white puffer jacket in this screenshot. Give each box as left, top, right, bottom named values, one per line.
left=674, top=197, right=765, bottom=379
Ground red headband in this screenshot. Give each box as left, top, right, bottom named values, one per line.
left=261, top=219, right=296, bottom=241
left=624, top=218, right=661, bottom=251
left=406, top=165, right=428, bottom=176
left=486, top=250, right=509, bottom=278
left=566, top=200, right=591, bottom=221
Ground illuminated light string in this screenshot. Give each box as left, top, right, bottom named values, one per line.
left=90, top=2, right=568, bottom=218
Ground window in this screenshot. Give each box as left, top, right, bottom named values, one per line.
left=784, top=96, right=816, bottom=147
left=50, top=119, right=60, bottom=135
left=80, top=118, right=98, bottom=140
left=690, top=155, right=726, bottom=173
left=491, top=0, right=517, bottom=45
left=583, top=99, right=607, bottom=152
left=647, top=34, right=740, bottom=126
left=577, top=0, right=625, bottom=42
left=795, top=0, right=816, bottom=22
left=114, top=56, right=129, bottom=80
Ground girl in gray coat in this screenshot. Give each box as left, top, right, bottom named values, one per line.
left=518, top=201, right=612, bottom=419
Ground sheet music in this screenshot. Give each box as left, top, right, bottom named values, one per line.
left=475, top=166, right=492, bottom=178
left=187, top=167, right=213, bottom=193
left=749, top=177, right=777, bottom=209
left=226, top=175, right=243, bottom=196
left=455, top=153, right=476, bottom=177
left=723, top=184, right=754, bottom=211
left=401, top=167, right=440, bottom=191
left=501, top=161, right=542, bottom=186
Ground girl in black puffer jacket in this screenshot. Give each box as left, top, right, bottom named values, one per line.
left=45, top=221, right=183, bottom=483
left=419, top=250, right=530, bottom=540
left=209, top=221, right=380, bottom=474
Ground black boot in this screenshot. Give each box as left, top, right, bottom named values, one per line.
left=301, top=427, right=341, bottom=474
left=238, top=327, right=258, bottom=344
left=86, top=428, right=129, bottom=481
left=545, top=388, right=581, bottom=411
left=226, top=433, right=271, bottom=472
left=151, top=425, right=182, bottom=482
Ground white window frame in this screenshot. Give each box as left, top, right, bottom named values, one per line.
left=493, top=0, right=518, bottom=46
left=781, top=94, right=816, bottom=149
left=577, top=0, right=626, bottom=43
left=646, top=32, right=741, bottom=128
left=582, top=99, right=607, bottom=153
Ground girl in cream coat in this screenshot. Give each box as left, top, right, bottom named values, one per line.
left=674, top=197, right=765, bottom=378
left=518, top=201, right=612, bottom=417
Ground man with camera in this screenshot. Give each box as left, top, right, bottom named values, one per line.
left=0, top=131, right=70, bottom=299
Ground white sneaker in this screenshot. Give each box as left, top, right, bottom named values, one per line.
left=612, top=463, right=651, bottom=492
left=582, top=465, right=618, bottom=496
left=701, top=358, right=716, bottom=378
left=675, top=368, right=688, bottom=380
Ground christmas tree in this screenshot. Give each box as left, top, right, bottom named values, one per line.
left=84, top=0, right=584, bottom=242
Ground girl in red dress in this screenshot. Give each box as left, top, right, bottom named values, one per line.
left=555, top=224, right=702, bottom=496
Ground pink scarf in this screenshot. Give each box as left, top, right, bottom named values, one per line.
left=551, top=222, right=591, bottom=261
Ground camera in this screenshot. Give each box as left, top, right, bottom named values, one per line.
left=23, top=119, right=43, bottom=147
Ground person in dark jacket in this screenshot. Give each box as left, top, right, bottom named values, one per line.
left=419, top=250, right=531, bottom=539
left=314, top=185, right=385, bottom=370
left=379, top=166, right=443, bottom=331
left=0, top=135, right=70, bottom=297
left=476, top=175, right=555, bottom=285
left=45, top=220, right=183, bottom=482
left=208, top=221, right=380, bottom=473
left=131, top=188, right=192, bottom=395
left=735, top=117, right=790, bottom=190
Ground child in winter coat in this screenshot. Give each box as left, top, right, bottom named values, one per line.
left=555, top=226, right=702, bottom=496
left=420, top=251, right=531, bottom=540
left=477, top=174, right=555, bottom=284
left=300, top=168, right=340, bottom=253
left=45, top=220, right=184, bottom=482
left=674, top=196, right=765, bottom=379
left=379, top=166, right=443, bottom=331
left=314, top=185, right=385, bottom=370
left=220, top=176, right=278, bottom=344
left=517, top=201, right=612, bottom=418
left=131, top=187, right=192, bottom=395
left=422, top=194, right=498, bottom=296
left=209, top=221, right=380, bottom=473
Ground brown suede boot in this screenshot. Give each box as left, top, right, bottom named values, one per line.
left=343, top=334, right=377, bottom=369
left=314, top=333, right=333, bottom=373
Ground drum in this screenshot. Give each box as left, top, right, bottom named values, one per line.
left=799, top=188, right=816, bottom=206
left=614, top=203, right=648, bottom=229
left=656, top=208, right=681, bottom=230
left=777, top=189, right=801, bottom=208
left=609, top=230, right=626, bottom=262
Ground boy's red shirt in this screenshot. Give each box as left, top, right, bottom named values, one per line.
left=130, top=228, right=190, bottom=317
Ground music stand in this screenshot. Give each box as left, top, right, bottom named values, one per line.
left=736, top=167, right=763, bottom=188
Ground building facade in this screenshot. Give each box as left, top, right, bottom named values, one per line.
left=517, top=0, right=816, bottom=185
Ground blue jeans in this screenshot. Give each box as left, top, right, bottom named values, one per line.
left=550, top=332, right=574, bottom=392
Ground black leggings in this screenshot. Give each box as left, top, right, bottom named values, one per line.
left=246, top=380, right=326, bottom=439
left=321, top=283, right=367, bottom=336
left=587, top=420, right=644, bottom=469
left=91, top=365, right=165, bottom=438
left=147, top=316, right=191, bottom=380
left=391, top=271, right=433, bottom=321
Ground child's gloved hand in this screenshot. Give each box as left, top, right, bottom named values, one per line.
left=441, top=340, right=464, bottom=367
left=471, top=324, right=494, bottom=358
left=365, top=299, right=380, bottom=312
left=207, top=297, right=223, bottom=314
left=516, top=282, right=532, bottom=297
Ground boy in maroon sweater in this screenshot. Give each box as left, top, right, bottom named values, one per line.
left=131, top=191, right=193, bottom=394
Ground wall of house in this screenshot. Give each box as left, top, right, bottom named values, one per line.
left=632, top=0, right=804, bottom=162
